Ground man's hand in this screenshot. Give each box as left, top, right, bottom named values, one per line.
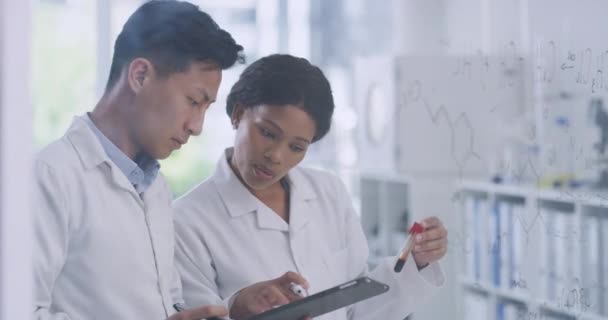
left=412, top=216, right=448, bottom=269
left=230, top=271, right=309, bottom=320
left=166, top=305, right=228, bottom=320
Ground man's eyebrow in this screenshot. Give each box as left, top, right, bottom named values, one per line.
left=196, top=88, right=215, bottom=103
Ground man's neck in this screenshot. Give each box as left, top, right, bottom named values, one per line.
left=90, top=94, right=139, bottom=160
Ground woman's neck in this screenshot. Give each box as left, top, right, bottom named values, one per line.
left=227, top=150, right=291, bottom=222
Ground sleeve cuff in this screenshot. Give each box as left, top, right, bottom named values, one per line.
left=417, top=259, right=445, bottom=287
left=224, top=287, right=245, bottom=315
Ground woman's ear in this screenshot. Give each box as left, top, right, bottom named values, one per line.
left=231, top=104, right=246, bottom=129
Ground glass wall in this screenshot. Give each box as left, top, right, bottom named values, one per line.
left=20, top=1, right=608, bottom=320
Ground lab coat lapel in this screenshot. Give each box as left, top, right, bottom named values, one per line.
left=213, top=151, right=288, bottom=231
left=67, top=116, right=143, bottom=204
left=254, top=167, right=318, bottom=232
left=255, top=205, right=289, bottom=231
left=212, top=149, right=259, bottom=218
left=287, top=168, right=316, bottom=233
left=213, top=149, right=317, bottom=232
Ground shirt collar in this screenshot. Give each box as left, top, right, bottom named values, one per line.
left=83, top=113, right=160, bottom=194
left=212, top=148, right=317, bottom=231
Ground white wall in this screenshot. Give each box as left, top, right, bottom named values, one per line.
left=0, top=0, right=32, bottom=318
left=392, top=0, right=446, bottom=56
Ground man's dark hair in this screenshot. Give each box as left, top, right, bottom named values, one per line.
left=226, top=54, right=334, bottom=142
left=106, top=0, right=244, bottom=91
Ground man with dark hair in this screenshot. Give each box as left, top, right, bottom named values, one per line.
left=33, top=1, right=307, bottom=319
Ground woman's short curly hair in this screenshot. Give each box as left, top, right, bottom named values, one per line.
left=226, top=54, right=334, bottom=142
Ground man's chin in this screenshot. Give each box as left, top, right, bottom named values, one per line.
left=153, top=149, right=173, bottom=160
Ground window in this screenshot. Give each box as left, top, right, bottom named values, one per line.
left=32, top=0, right=96, bottom=148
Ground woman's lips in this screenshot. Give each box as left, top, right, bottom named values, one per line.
left=253, top=164, right=274, bottom=180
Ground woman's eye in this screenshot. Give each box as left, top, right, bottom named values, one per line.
left=260, top=128, right=275, bottom=139
left=290, top=145, right=305, bottom=152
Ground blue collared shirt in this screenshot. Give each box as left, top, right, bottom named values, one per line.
left=84, top=113, right=160, bottom=194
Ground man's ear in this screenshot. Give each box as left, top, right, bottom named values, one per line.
left=127, top=58, right=154, bottom=93
left=231, top=104, right=247, bottom=129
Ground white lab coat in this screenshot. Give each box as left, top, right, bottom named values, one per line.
left=33, top=116, right=181, bottom=320
left=174, top=149, right=445, bottom=320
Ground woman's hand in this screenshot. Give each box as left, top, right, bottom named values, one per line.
left=412, top=216, right=448, bottom=269
left=230, top=271, right=309, bottom=320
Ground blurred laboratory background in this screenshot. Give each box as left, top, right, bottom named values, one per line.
left=1, top=0, right=608, bottom=319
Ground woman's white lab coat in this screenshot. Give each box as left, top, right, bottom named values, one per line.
left=173, top=149, right=445, bottom=320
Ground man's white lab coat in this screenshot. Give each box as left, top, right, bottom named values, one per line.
left=33, top=116, right=181, bottom=320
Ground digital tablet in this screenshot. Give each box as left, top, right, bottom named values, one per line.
left=248, top=277, right=389, bottom=320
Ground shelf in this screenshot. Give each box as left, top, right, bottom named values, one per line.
left=458, top=181, right=608, bottom=320
left=494, top=287, right=532, bottom=304
left=460, top=277, right=493, bottom=295
left=580, top=312, right=607, bottom=320
left=536, top=197, right=576, bottom=212
left=538, top=300, right=590, bottom=319
left=578, top=193, right=608, bottom=209
left=535, top=188, right=603, bottom=209
left=457, top=180, right=608, bottom=208
left=458, top=181, right=527, bottom=198
left=461, top=278, right=608, bottom=319
left=460, top=277, right=532, bottom=303
left=492, top=184, right=531, bottom=199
